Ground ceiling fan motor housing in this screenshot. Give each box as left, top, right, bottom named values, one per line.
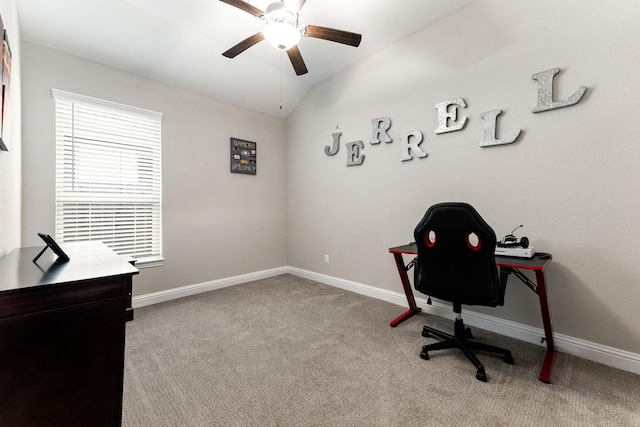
left=265, top=2, right=298, bottom=26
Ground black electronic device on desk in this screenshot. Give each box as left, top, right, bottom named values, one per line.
left=33, top=232, right=70, bottom=264
left=494, top=225, right=535, bottom=258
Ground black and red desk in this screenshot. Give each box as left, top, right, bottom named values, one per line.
left=389, top=242, right=555, bottom=383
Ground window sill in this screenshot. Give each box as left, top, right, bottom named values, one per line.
left=134, top=258, right=165, bottom=269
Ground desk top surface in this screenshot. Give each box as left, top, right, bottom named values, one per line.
left=389, top=242, right=552, bottom=271
left=0, top=241, right=139, bottom=293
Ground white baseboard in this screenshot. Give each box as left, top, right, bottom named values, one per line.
left=133, top=266, right=640, bottom=377
left=132, top=266, right=289, bottom=308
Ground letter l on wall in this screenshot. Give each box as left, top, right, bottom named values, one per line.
left=532, top=67, right=587, bottom=113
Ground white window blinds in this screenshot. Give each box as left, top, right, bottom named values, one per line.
left=52, top=89, right=163, bottom=264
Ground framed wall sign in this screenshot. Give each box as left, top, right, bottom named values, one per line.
left=230, top=137, right=257, bottom=175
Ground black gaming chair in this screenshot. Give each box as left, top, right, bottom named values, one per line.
left=414, top=202, right=514, bottom=381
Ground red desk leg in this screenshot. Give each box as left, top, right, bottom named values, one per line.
left=390, top=252, right=421, bottom=327
left=535, top=270, right=556, bottom=383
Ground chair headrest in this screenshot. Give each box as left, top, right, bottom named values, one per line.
left=413, top=202, right=501, bottom=306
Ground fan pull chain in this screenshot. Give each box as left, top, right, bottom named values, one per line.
left=279, top=55, right=283, bottom=110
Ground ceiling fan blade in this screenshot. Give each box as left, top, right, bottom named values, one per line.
left=219, top=0, right=264, bottom=18
left=286, top=45, right=308, bottom=75
left=222, top=33, right=265, bottom=58
left=304, top=25, right=362, bottom=47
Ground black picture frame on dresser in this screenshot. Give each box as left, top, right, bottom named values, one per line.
left=32, top=232, right=70, bottom=264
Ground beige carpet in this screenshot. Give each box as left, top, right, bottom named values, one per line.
left=122, top=274, right=640, bottom=426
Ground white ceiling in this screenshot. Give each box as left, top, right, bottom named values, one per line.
left=17, top=0, right=476, bottom=118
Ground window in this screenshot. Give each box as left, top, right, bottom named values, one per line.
left=52, top=89, right=163, bottom=265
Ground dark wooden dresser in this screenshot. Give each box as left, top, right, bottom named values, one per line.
left=0, top=241, right=138, bottom=427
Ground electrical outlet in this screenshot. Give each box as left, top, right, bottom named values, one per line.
left=324, top=254, right=329, bottom=264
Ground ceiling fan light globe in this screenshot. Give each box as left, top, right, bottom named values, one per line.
left=263, top=22, right=301, bottom=50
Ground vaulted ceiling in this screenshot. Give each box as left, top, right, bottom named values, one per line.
left=18, top=0, right=476, bottom=117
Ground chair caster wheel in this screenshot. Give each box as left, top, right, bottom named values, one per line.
left=465, top=327, right=474, bottom=339
left=504, top=353, right=515, bottom=364
left=422, top=330, right=431, bottom=338
left=420, top=350, right=430, bottom=360
left=476, top=370, right=487, bottom=382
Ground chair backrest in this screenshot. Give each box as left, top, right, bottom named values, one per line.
left=413, top=202, right=503, bottom=307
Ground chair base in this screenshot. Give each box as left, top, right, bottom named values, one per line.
left=420, top=318, right=514, bottom=382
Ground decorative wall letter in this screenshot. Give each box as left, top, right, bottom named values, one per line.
left=369, top=117, right=392, bottom=145
left=346, top=140, right=365, bottom=166
left=531, top=67, right=587, bottom=113
left=325, top=131, right=341, bottom=156
left=479, top=109, right=522, bottom=147
left=434, top=98, right=468, bottom=134
left=399, top=131, right=427, bottom=162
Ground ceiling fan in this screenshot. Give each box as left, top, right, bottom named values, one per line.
left=219, top=0, right=362, bottom=76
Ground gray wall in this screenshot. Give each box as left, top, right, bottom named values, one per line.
left=21, top=43, right=288, bottom=296
left=286, top=0, right=640, bottom=354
